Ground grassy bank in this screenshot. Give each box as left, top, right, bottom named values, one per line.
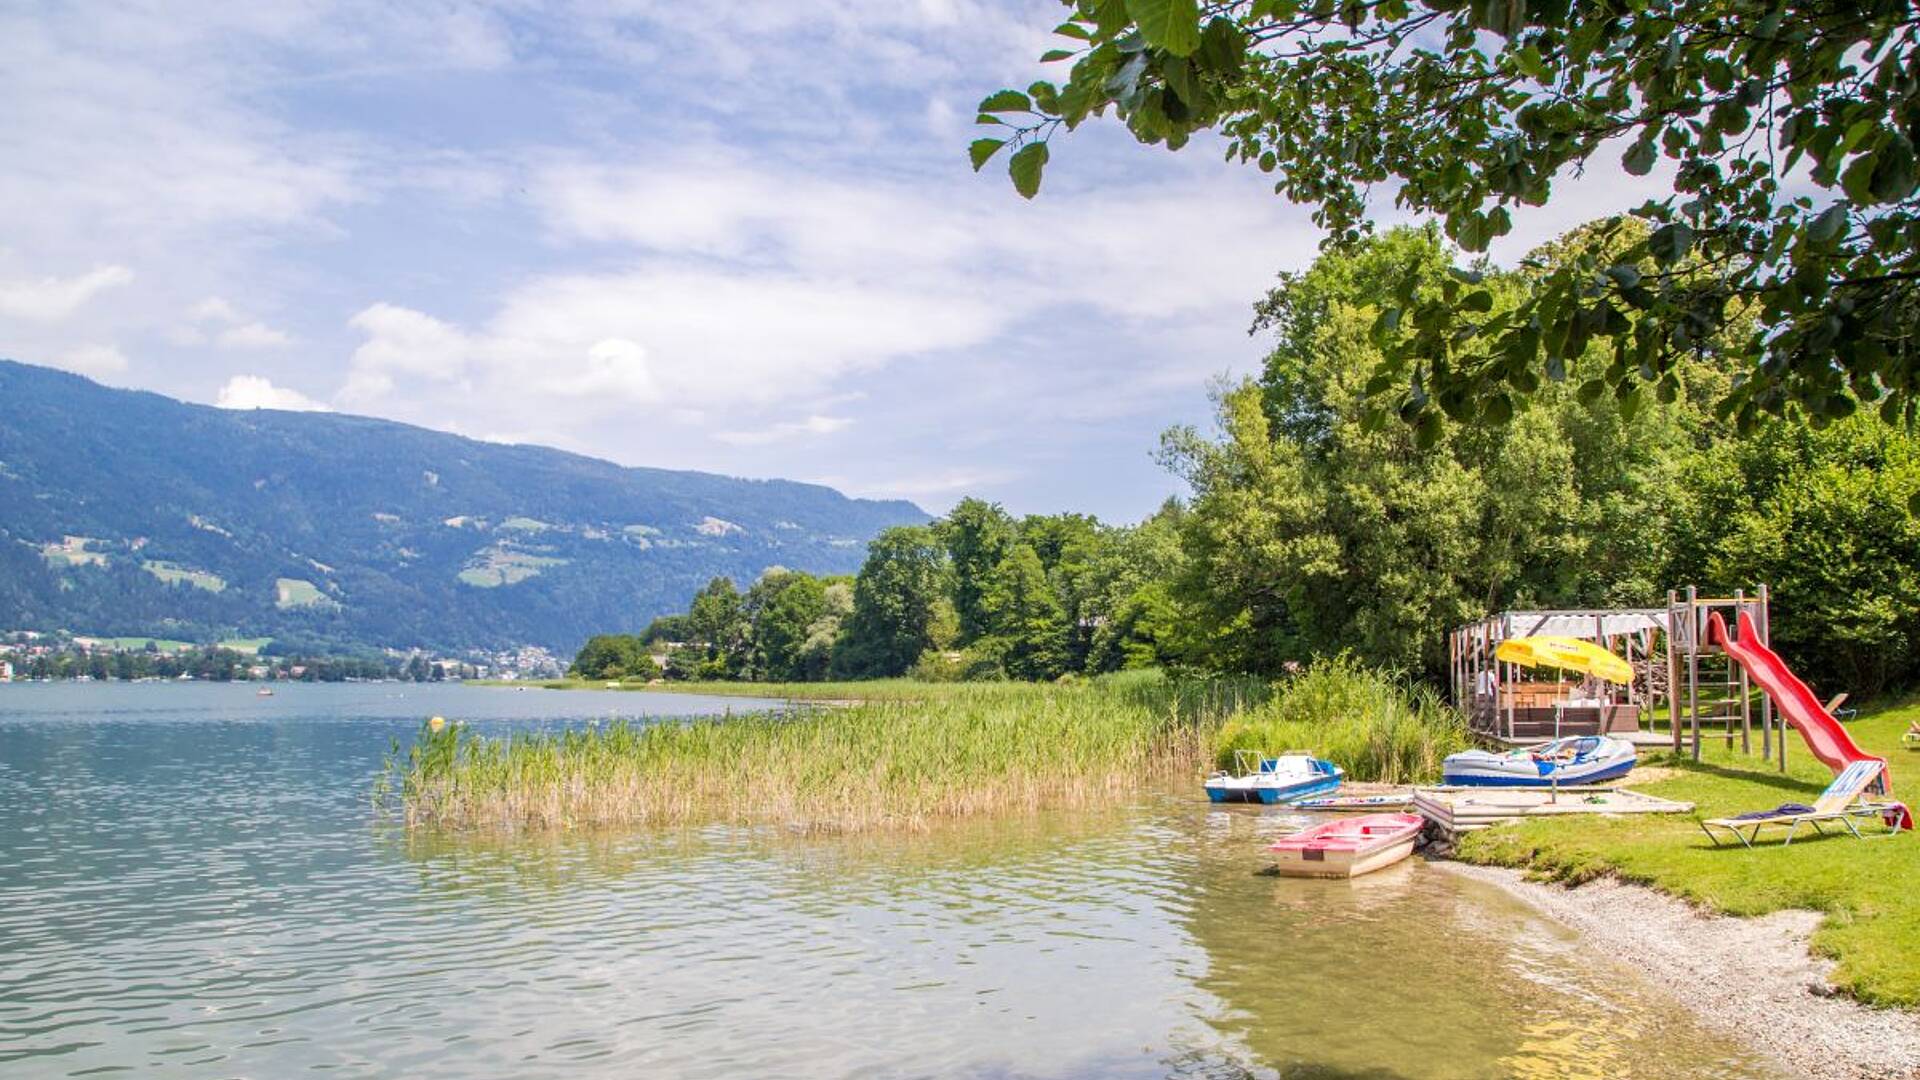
left=396, top=665, right=1464, bottom=832
left=1456, top=698, right=1920, bottom=1008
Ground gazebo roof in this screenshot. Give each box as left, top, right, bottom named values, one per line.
left=1478, top=609, right=1668, bottom=640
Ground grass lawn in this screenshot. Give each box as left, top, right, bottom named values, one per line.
left=1458, top=697, right=1920, bottom=1008
left=218, top=637, right=273, bottom=654
left=89, top=636, right=196, bottom=652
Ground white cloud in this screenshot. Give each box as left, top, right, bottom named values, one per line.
left=343, top=266, right=1001, bottom=415
left=214, top=374, right=330, bottom=412
left=714, top=414, right=853, bottom=446
left=216, top=322, right=292, bottom=349
left=183, top=295, right=292, bottom=349
left=53, top=343, right=130, bottom=377
left=341, top=302, right=474, bottom=402
left=826, top=466, right=1017, bottom=506
left=188, top=296, right=241, bottom=323
left=0, top=265, right=133, bottom=321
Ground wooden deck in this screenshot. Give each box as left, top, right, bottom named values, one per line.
left=1414, top=786, right=1695, bottom=836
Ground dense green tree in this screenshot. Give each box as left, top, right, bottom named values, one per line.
left=1670, top=417, right=1920, bottom=696
left=1160, top=227, right=1711, bottom=677
left=568, top=634, right=661, bottom=680
left=1084, top=501, right=1191, bottom=672
left=1015, top=512, right=1105, bottom=668
left=832, top=527, right=950, bottom=678
left=977, top=544, right=1072, bottom=680
left=795, top=579, right=854, bottom=681
left=638, top=613, right=691, bottom=644
left=939, top=498, right=1018, bottom=640
left=978, top=1, right=1920, bottom=446
left=750, top=571, right=828, bottom=682
left=684, top=577, right=747, bottom=678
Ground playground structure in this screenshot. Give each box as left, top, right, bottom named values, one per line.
left=1449, top=585, right=1887, bottom=782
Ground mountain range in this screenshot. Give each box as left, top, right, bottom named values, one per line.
left=0, top=360, right=926, bottom=655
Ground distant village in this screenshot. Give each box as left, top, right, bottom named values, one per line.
left=0, top=630, right=564, bottom=684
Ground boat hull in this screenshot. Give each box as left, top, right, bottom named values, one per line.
left=1205, top=774, right=1344, bottom=804
left=1268, top=812, right=1425, bottom=879
left=1442, top=758, right=1636, bottom=787
left=1441, top=736, right=1636, bottom=788
left=1268, top=838, right=1418, bottom=878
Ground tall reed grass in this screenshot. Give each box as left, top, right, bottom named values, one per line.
left=384, top=673, right=1263, bottom=832
left=1213, top=657, right=1470, bottom=785
left=387, top=663, right=1462, bottom=832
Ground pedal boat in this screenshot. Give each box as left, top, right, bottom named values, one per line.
left=1205, top=750, right=1344, bottom=804
left=1268, top=812, right=1425, bottom=878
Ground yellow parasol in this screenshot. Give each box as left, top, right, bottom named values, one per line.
left=1494, top=636, right=1633, bottom=684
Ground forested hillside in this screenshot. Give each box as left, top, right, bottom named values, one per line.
left=0, top=361, right=925, bottom=653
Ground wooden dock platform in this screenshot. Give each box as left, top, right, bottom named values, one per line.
left=1414, top=786, right=1695, bottom=836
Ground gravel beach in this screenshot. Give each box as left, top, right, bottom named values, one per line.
left=1444, top=862, right=1920, bottom=1080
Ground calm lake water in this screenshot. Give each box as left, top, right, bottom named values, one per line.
left=0, top=682, right=1784, bottom=1079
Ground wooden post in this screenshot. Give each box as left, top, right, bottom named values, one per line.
left=1686, top=585, right=1701, bottom=761
left=1666, top=590, right=1682, bottom=755
left=1734, top=588, right=1751, bottom=755
left=1759, top=584, right=1783, bottom=773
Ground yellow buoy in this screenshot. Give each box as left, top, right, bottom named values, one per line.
left=428, top=715, right=447, bottom=732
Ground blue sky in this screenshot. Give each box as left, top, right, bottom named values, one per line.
left=0, top=2, right=1651, bottom=521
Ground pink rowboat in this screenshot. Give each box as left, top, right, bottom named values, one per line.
left=1267, top=812, right=1425, bottom=879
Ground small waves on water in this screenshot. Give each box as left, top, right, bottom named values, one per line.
left=0, top=683, right=1786, bottom=1079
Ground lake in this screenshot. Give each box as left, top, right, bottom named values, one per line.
left=0, top=682, right=1783, bottom=1078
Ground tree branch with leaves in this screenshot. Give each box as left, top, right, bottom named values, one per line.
left=975, top=0, right=1920, bottom=475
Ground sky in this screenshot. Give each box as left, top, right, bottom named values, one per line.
left=0, top=1, right=1655, bottom=522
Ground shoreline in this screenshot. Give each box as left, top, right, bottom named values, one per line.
left=1441, top=861, right=1920, bottom=1080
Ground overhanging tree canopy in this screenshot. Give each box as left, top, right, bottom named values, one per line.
left=975, top=0, right=1920, bottom=464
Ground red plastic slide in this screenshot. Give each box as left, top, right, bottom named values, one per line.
left=1705, top=610, right=1884, bottom=783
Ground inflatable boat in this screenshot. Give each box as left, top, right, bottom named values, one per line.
left=1441, top=735, right=1636, bottom=788
left=1205, top=750, right=1345, bottom=804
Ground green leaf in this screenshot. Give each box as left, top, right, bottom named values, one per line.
left=1617, top=385, right=1643, bottom=420
left=1807, top=204, right=1848, bottom=244
left=1910, top=491, right=1920, bottom=517
left=978, top=90, right=1032, bottom=113
left=1622, top=138, right=1657, bottom=177
left=1040, top=49, right=1075, bottom=63
left=1052, top=21, right=1093, bottom=40
left=1412, top=409, right=1443, bottom=449
left=1482, top=393, right=1514, bottom=424
left=1009, top=141, right=1050, bottom=199
left=1576, top=379, right=1607, bottom=405
left=1841, top=150, right=1878, bottom=205
left=1198, top=16, right=1245, bottom=73
left=1460, top=290, right=1494, bottom=313
left=1604, top=263, right=1641, bottom=289
left=1123, top=0, right=1202, bottom=57
left=1648, top=222, right=1693, bottom=265
left=969, top=138, right=1006, bottom=172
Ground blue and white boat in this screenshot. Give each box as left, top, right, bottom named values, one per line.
left=1442, top=735, right=1636, bottom=788
left=1205, top=750, right=1345, bottom=804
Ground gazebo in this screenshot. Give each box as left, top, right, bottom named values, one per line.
left=1449, top=608, right=1670, bottom=743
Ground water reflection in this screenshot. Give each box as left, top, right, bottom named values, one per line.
left=0, top=684, right=1785, bottom=1079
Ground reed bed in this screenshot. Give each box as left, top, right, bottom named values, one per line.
left=388, top=663, right=1460, bottom=832
left=1213, top=657, right=1470, bottom=785
left=384, top=674, right=1253, bottom=832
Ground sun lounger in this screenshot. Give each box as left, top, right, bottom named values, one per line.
left=1904, top=721, right=1919, bottom=749
left=1699, top=759, right=1908, bottom=848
